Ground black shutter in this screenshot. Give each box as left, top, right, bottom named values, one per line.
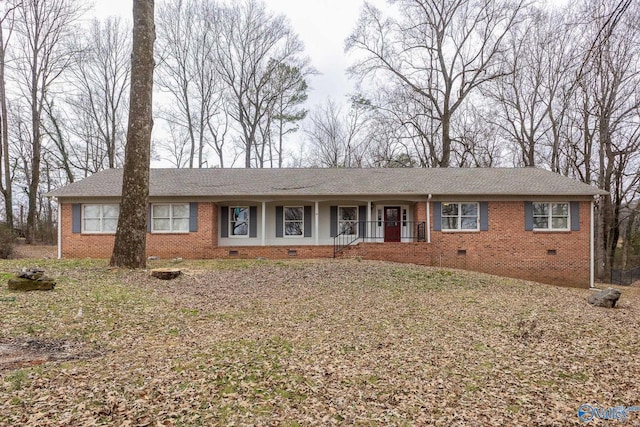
left=524, top=202, right=533, bottom=231
left=72, top=204, right=81, bottom=233
left=433, top=202, right=442, bottom=231
left=359, top=205, right=367, bottom=237
left=220, top=206, right=229, bottom=238
left=189, top=202, right=198, bottom=232
left=570, top=201, right=580, bottom=231
left=480, top=202, right=489, bottom=231
left=330, top=206, right=337, bottom=237
left=276, top=206, right=283, bottom=237
left=249, top=206, right=257, bottom=238
left=147, top=204, right=152, bottom=232
left=304, top=206, right=312, bottom=237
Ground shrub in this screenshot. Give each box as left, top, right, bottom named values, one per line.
left=0, top=224, right=16, bottom=259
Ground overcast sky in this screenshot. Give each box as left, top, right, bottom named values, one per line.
left=90, top=0, right=388, bottom=108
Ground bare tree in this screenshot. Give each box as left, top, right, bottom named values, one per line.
left=569, top=0, right=640, bottom=277
left=110, top=0, right=155, bottom=268
left=63, top=16, right=131, bottom=173
left=347, top=0, right=526, bottom=167
left=0, top=1, right=19, bottom=228
left=11, top=0, right=82, bottom=242
left=306, top=98, right=372, bottom=168
left=452, top=102, right=503, bottom=167
left=215, top=0, right=308, bottom=168
left=156, top=0, right=227, bottom=168
left=485, top=7, right=576, bottom=169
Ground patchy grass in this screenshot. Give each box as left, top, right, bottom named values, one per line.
left=0, top=258, right=638, bottom=426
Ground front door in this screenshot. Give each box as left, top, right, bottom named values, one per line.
left=384, top=207, right=401, bottom=242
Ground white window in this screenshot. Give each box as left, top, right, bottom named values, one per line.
left=230, top=206, right=249, bottom=237
left=533, top=202, right=569, bottom=230
left=338, top=206, right=358, bottom=235
left=441, top=202, right=479, bottom=231
left=284, top=207, right=303, bottom=237
left=83, top=204, right=119, bottom=233
left=152, top=203, right=189, bottom=233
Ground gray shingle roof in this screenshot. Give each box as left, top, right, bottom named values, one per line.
left=47, top=167, right=607, bottom=198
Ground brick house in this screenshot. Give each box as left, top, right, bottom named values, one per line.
left=48, top=167, right=607, bottom=288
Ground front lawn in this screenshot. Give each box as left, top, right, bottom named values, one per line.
left=1, top=258, right=638, bottom=426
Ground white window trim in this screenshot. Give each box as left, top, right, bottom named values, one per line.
left=441, top=202, right=480, bottom=232
left=229, top=206, right=250, bottom=238
left=82, top=204, right=119, bottom=234
left=151, top=203, right=190, bottom=234
left=338, top=205, right=359, bottom=236
left=284, top=206, right=304, bottom=238
left=532, top=202, right=570, bottom=231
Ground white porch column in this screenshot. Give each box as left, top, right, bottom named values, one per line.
left=261, top=201, right=266, bottom=246
left=315, top=201, right=319, bottom=245
left=367, top=201, right=371, bottom=238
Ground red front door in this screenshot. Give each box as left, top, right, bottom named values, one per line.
left=384, top=207, right=401, bottom=242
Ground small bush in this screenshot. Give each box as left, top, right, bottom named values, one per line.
left=0, top=224, right=16, bottom=259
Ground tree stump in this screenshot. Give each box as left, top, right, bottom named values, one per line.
left=7, top=268, right=56, bottom=291
left=8, top=277, right=56, bottom=291
left=150, top=268, right=181, bottom=280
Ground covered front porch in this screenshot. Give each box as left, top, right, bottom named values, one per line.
left=215, top=198, right=430, bottom=252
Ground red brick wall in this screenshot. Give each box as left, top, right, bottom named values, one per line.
left=60, top=200, right=591, bottom=288
left=61, top=202, right=218, bottom=259
left=344, top=201, right=591, bottom=288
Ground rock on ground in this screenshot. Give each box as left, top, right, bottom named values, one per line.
left=588, top=287, right=621, bottom=308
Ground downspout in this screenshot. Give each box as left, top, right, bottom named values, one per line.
left=590, top=197, right=595, bottom=288
left=426, top=194, right=432, bottom=243
left=56, top=198, right=61, bottom=259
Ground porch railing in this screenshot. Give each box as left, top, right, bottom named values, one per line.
left=333, top=221, right=426, bottom=257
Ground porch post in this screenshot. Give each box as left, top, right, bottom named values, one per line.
left=261, top=201, right=266, bottom=246
left=315, top=201, right=319, bottom=245
left=367, top=201, right=371, bottom=239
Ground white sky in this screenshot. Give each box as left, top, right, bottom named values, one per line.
left=90, top=0, right=388, bottom=108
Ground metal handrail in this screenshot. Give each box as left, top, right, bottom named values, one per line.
left=333, top=221, right=427, bottom=257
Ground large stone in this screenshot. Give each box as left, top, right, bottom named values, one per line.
left=7, top=277, right=56, bottom=291
left=18, top=268, right=45, bottom=280
left=587, top=288, right=621, bottom=308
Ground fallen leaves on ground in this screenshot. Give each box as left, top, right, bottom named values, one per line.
left=1, top=258, right=638, bottom=426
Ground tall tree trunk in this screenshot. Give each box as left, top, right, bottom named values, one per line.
left=439, top=112, right=451, bottom=167
left=110, top=0, right=155, bottom=268
left=0, top=24, right=11, bottom=229
left=26, top=56, right=41, bottom=243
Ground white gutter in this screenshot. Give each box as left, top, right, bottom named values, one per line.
left=56, top=198, right=62, bottom=259
left=590, top=197, right=595, bottom=288
left=426, top=194, right=432, bottom=243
